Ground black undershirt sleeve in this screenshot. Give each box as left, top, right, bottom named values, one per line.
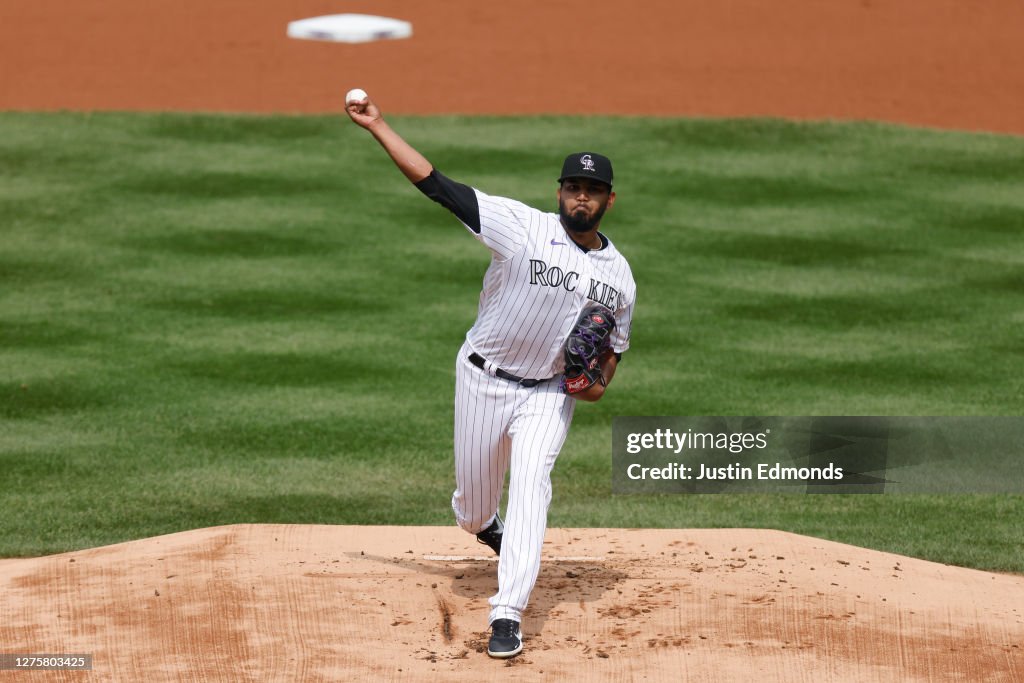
left=414, top=169, right=481, bottom=233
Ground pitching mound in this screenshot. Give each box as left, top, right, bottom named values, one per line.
left=1, top=525, right=1021, bottom=681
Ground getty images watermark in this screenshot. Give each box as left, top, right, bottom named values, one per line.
left=612, top=417, right=1024, bottom=494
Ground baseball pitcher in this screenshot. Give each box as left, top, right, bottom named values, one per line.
left=346, top=91, right=636, bottom=659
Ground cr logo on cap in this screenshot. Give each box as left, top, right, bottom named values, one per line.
left=580, top=154, right=595, bottom=172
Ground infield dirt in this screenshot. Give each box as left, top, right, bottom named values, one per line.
left=2, top=0, right=1023, bottom=134
left=1, top=524, right=1022, bottom=681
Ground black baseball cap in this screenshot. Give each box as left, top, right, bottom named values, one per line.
left=558, top=152, right=613, bottom=188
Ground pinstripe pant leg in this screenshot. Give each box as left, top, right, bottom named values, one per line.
left=451, top=342, right=516, bottom=534
left=488, top=382, right=575, bottom=624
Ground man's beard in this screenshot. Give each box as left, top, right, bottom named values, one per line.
left=559, top=201, right=607, bottom=233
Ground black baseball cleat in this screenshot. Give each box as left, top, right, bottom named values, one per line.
left=476, top=513, right=504, bottom=556
left=487, top=619, right=523, bottom=658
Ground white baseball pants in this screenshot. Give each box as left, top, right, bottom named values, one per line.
left=451, top=340, right=575, bottom=625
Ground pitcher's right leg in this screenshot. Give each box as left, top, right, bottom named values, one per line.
left=451, top=342, right=516, bottom=534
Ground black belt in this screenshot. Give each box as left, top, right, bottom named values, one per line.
left=468, top=352, right=547, bottom=388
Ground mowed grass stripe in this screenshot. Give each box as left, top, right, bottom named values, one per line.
left=0, top=112, right=1021, bottom=569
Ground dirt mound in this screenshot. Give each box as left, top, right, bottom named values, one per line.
left=1, top=524, right=1021, bottom=681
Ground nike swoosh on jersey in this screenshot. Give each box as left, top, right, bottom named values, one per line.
left=550, top=239, right=567, bottom=246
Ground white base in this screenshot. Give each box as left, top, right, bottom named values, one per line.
left=287, top=14, right=412, bottom=44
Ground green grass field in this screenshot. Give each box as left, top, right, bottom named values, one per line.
left=1, top=112, right=1022, bottom=570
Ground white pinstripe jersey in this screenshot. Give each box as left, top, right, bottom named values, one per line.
left=456, top=188, right=636, bottom=380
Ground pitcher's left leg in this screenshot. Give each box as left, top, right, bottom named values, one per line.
left=487, top=384, right=575, bottom=624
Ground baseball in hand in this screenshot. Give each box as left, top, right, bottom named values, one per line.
left=345, top=88, right=368, bottom=105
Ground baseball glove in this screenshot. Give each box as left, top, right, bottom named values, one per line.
left=561, top=304, right=616, bottom=394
